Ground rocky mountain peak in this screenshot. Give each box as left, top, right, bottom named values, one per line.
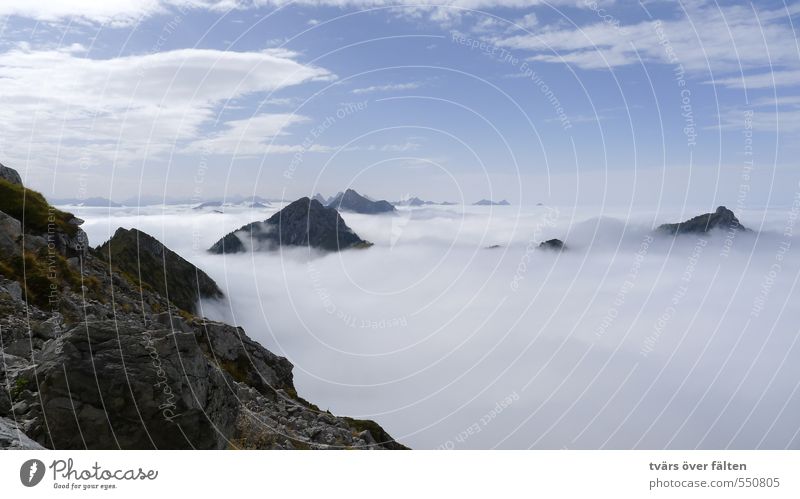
left=658, top=205, right=748, bottom=235
left=97, top=228, right=224, bottom=314
left=209, top=197, right=371, bottom=254
left=327, top=189, right=396, bottom=214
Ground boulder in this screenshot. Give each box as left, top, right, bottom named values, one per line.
left=0, top=163, right=22, bottom=186
left=0, top=211, right=22, bottom=257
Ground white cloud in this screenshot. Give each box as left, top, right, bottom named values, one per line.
left=352, top=82, right=422, bottom=94
left=0, top=0, right=174, bottom=26
left=0, top=47, right=332, bottom=168
left=711, top=70, right=800, bottom=89
left=492, top=3, right=800, bottom=75
left=515, top=12, right=537, bottom=30
left=0, top=0, right=566, bottom=25
left=72, top=205, right=800, bottom=449
left=185, top=113, right=310, bottom=156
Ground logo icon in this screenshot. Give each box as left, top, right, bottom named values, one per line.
left=20, top=459, right=45, bottom=487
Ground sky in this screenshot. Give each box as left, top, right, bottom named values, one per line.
left=0, top=0, right=799, bottom=207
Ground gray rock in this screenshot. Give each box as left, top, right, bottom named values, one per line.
left=0, top=417, right=45, bottom=449
left=658, top=206, right=748, bottom=235
left=32, top=314, right=63, bottom=340
left=5, top=281, right=23, bottom=301
left=0, top=163, right=22, bottom=186
left=0, top=211, right=22, bottom=257
left=538, top=239, right=565, bottom=251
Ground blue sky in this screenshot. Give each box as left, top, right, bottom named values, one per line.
left=0, top=0, right=798, bottom=207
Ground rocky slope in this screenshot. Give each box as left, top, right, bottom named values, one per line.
left=97, top=228, right=224, bottom=314
left=0, top=165, right=404, bottom=450
left=658, top=205, right=748, bottom=235
left=208, top=197, right=371, bottom=254
left=328, top=189, right=395, bottom=214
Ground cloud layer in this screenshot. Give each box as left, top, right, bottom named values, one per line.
left=0, top=46, right=331, bottom=171
left=72, top=203, right=800, bottom=449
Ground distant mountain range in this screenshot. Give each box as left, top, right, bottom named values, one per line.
left=49, top=191, right=516, bottom=209
left=394, top=196, right=456, bottom=206
left=327, top=189, right=396, bottom=214
left=50, top=197, right=124, bottom=207
left=192, top=199, right=270, bottom=211
left=473, top=199, right=510, bottom=206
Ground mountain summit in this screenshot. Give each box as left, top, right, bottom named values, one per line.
left=658, top=206, right=748, bottom=235
left=98, top=228, right=223, bottom=314
left=208, top=197, right=371, bottom=254
left=328, top=189, right=395, bottom=214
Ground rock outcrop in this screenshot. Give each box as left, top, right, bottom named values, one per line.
left=538, top=239, right=565, bottom=251
left=328, top=189, right=395, bottom=214
left=0, top=162, right=22, bottom=185
left=208, top=197, right=371, bottom=254
left=0, top=167, right=88, bottom=258
left=97, top=228, right=224, bottom=314
left=0, top=417, right=44, bottom=449
left=0, top=168, right=405, bottom=450
left=658, top=206, right=748, bottom=235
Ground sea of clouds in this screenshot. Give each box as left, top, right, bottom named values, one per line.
left=67, top=202, right=800, bottom=449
